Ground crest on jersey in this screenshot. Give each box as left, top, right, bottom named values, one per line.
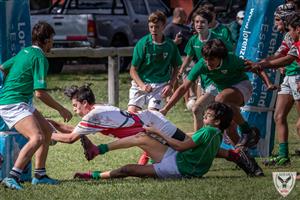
left=272, top=172, right=296, bottom=197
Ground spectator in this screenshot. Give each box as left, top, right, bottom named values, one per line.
left=200, top=2, right=234, bottom=45
left=228, top=10, right=244, bottom=47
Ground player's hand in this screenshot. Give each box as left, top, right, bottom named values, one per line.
left=161, top=84, right=173, bottom=98
left=267, top=84, right=278, bottom=91
left=174, top=32, right=183, bottom=45
left=59, top=107, right=73, bottom=122
left=159, top=108, right=168, bottom=116
left=143, top=125, right=160, bottom=135
left=141, top=84, right=152, bottom=93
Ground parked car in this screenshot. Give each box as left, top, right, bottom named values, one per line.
left=30, top=0, right=171, bottom=73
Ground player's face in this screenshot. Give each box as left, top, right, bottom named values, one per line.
left=72, top=99, right=89, bottom=117
left=274, top=17, right=285, bottom=33
left=204, top=57, right=221, bottom=70
left=193, top=15, right=209, bottom=33
left=203, top=109, right=219, bottom=127
left=288, top=25, right=300, bottom=42
left=148, top=21, right=165, bottom=37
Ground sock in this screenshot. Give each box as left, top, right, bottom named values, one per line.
left=34, top=168, right=46, bottom=179
left=91, top=171, right=101, bottom=180
left=226, top=150, right=240, bottom=162
left=278, top=142, right=289, bottom=158
left=8, top=167, right=23, bottom=181
left=97, top=144, right=109, bottom=155
left=238, top=122, right=251, bottom=134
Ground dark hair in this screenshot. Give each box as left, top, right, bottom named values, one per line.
left=192, top=9, right=213, bottom=24
left=64, top=84, right=95, bottom=104
left=148, top=11, right=167, bottom=25
left=200, top=2, right=215, bottom=12
left=201, top=39, right=228, bottom=59
left=32, top=21, right=55, bottom=46
left=288, top=12, right=300, bottom=29
left=206, top=102, right=233, bottom=131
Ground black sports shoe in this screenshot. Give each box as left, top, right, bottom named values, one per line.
left=235, top=147, right=265, bottom=177
left=236, top=127, right=260, bottom=148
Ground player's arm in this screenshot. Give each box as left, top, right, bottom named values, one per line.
left=144, top=126, right=196, bottom=151
left=35, top=90, right=72, bottom=122
left=161, top=65, right=180, bottom=98
left=251, top=69, right=277, bottom=90
left=51, top=132, right=81, bottom=144
left=47, top=119, right=74, bottom=133
left=259, top=54, right=296, bottom=69
left=160, top=78, right=193, bottom=115
left=178, top=55, right=193, bottom=76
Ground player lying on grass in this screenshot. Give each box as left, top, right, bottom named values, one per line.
left=74, top=102, right=263, bottom=180
left=50, top=85, right=263, bottom=177
left=161, top=39, right=277, bottom=148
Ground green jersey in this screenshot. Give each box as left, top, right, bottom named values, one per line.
left=0, top=46, right=48, bottom=105
left=131, top=34, right=182, bottom=83
left=184, top=31, right=233, bottom=89
left=285, top=61, right=300, bottom=76
left=176, top=125, right=222, bottom=177
left=187, top=52, right=248, bottom=91
left=211, top=23, right=233, bottom=45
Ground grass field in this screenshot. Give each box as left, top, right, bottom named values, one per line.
left=1, top=72, right=299, bottom=199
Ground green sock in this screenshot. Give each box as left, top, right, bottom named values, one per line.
left=91, top=171, right=101, bottom=180
left=97, top=144, right=109, bottom=155
left=278, top=142, right=289, bottom=158
left=238, top=122, right=251, bottom=133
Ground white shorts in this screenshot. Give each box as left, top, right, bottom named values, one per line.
left=0, top=102, right=35, bottom=129
left=153, top=147, right=182, bottom=179
left=128, top=81, right=166, bottom=110
left=137, top=110, right=177, bottom=138
left=201, top=84, right=219, bottom=96
left=232, top=80, right=253, bottom=104
left=278, top=75, right=300, bottom=100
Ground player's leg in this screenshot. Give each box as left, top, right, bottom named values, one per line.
left=264, top=76, right=298, bottom=165
left=215, top=81, right=259, bottom=148
left=1, top=105, right=44, bottom=190
left=295, top=99, right=300, bottom=156
left=31, top=110, right=59, bottom=185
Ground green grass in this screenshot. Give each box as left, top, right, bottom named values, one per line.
left=1, top=73, right=300, bottom=199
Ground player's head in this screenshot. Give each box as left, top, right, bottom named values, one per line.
left=287, top=12, right=300, bottom=41
left=203, top=102, right=233, bottom=131
left=191, top=9, right=213, bottom=33
left=32, top=21, right=55, bottom=53
left=64, top=84, right=95, bottom=117
left=274, top=3, right=296, bottom=33
left=199, top=2, right=216, bottom=23
left=148, top=11, right=167, bottom=36
left=201, top=39, right=228, bottom=70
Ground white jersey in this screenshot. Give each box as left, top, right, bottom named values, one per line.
left=73, top=105, right=177, bottom=138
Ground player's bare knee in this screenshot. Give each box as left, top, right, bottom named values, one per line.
left=274, top=112, right=286, bottom=123
left=30, top=133, right=45, bottom=146
left=215, top=94, right=225, bottom=103
left=133, top=133, right=148, bottom=144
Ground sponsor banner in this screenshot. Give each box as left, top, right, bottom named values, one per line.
left=0, top=132, right=31, bottom=181
left=235, top=0, right=284, bottom=157
left=0, top=0, right=31, bottom=63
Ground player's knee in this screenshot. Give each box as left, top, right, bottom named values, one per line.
left=30, top=133, right=45, bottom=146
left=274, top=112, right=286, bottom=123
left=215, top=94, right=225, bottom=103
